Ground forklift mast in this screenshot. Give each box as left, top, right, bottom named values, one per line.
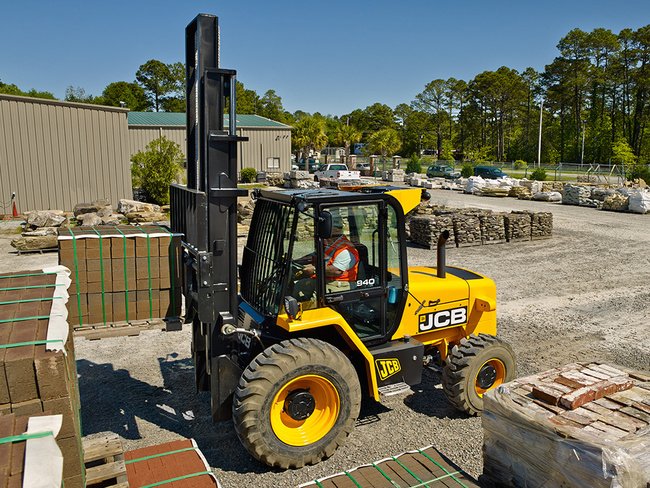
left=171, top=14, right=247, bottom=353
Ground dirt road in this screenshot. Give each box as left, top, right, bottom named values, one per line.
left=2, top=191, right=648, bottom=487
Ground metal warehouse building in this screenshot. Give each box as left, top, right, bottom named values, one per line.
left=127, top=112, right=292, bottom=174
left=0, top=94, right=132, bottom=212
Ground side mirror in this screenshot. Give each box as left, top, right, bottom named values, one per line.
left=318, top=211, right=333, bottom=239
left=284, top=296, right=301, bottom=320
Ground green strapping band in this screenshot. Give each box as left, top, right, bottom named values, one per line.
left=0, top=272, right=56, bottom=280
left=139, top=470, right=213, bottom=488
left=125, top=446, right=196, bottom=465
left=0, top=284, right=63, bottom=292
left=0, top=339, right=64, bottom=350
left=0, top=431, right=54, bottom=444
left=115, top=227, right=130, bottom=323
left=372, top=463, right=398, bottom=486
left=0, top=297, right=60, bottom=306
left=0, top=315, right=51, bottom=324
left=344, top=471, right=363, bottom=488
left=392, top=456, right=426, bottom=486
left=91, top=227, right=107, bottom=325
left=69, top=229, right=83, bottom=327
left=144, top=228, right=153, bottom=319
left=418, top=450, right=468, bottom=488
left=409, top=471, right=462, bottom=488
left=315, top=481, right=324, bottom=488
left=157, top=226, right=176, bottom=317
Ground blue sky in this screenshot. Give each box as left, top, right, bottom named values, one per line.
left=1, top=0, right=648, bottom=116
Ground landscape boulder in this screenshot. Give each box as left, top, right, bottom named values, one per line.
left=125, top=211, right=167, bottom=223
left=11, top=235, right=58, bottom=251
left=74, top=199, right=112, bottom=217
left=118, top=199, right=161, bottom=215
left=76, top=213, right=103, bottom=227
left=25, top=210, right=66, bottom=228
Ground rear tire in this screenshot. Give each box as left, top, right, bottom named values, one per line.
left=442, top=334, right=516, bottom=415
left=232, top=338, right=361, bottom=469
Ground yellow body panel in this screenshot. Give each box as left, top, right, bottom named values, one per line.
left=277, top=266, right=497, bottom=400
left=394, top=266, right=496, bottom=359
left=386, top=188, right=422, bottom=215
left=277, top=308, right=382, bottom=401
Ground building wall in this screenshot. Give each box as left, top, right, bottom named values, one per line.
left=0, top=94, right=132, bottom=212
left=128, top=126, right=186, bottom=158
left=128, top=126, right=292, bottom=175
left=238, top=128, right=292, bottom=174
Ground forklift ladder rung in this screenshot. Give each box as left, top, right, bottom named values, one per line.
left=378, top=382, right=412, bottom=397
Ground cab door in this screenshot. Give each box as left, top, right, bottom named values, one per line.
left=320, top=201, right=394, bottom=342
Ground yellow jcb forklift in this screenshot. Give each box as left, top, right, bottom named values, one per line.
left=171, top=14, right=516, bottom=469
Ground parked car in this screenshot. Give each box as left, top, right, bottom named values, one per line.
left=313, top=163, right=360, bottom=181
left=355, top=162, right=371, bottom=176
left=473, top=165, right=508, bottom=179
left=426, top=164, right=461, bottom=179
left=298, top=158, right=320, bottom=172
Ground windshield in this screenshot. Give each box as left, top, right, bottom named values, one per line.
left=240, top=199, right=294, bottom=316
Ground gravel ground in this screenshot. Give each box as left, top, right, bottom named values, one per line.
left=2, top=192, right=649, bottom=487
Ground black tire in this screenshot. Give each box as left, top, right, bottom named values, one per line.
left=442, top=334, right=516, bottom=416
left=232, top=338, right=361, bottom=469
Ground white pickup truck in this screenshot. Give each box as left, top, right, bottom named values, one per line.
left=313, top=163, right=361, bottom=181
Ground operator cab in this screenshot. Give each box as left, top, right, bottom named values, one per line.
left=240, top=189, right=407, bottom=344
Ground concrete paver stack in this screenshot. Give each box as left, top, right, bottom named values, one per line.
left=58, top=226, right=181, bottom=327
left=0, top=267, right=83, bottom=487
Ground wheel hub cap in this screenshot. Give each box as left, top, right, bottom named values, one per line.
left=284, top=389, right=316, bottom=420
left=477, top=364, right=497, bottom=389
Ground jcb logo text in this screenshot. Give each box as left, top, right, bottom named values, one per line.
left=418, top=307, right=467, bottom=332
left=375, top=358, right=401, bottom=381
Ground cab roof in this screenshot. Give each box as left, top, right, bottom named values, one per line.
left=255, top=187, right=423, bottom=215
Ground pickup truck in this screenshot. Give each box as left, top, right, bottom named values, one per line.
left=313, top=163, right=360, bottom=181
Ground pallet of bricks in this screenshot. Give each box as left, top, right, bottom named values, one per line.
left=482, top=362, right=650, bottom=487
left=299, top=445, right=478, bottom=487
left=58, top=226, right=181, bottom=334
left=0, top=267, right=84, bottom=487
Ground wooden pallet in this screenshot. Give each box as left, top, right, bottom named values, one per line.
left=83, top=434, right=129, bottom=488
left=74, top=317, right=182, bottom=340
left=300, top=445, right=478, bottom=488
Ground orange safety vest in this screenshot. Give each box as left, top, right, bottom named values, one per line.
left=324, top=235, right=359, bottom=282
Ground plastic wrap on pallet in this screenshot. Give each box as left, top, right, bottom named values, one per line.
left=628, top=189, right=650, bottom=214
left=483, top=378, right=650, bottom=488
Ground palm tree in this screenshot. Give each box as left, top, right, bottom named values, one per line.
left=292, top=116, right=328, bottom=165
left=367, top=128, right=401, bottom=172
left=334, top=123, right=362, bottom=159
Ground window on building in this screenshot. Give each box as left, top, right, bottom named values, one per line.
left=267, top=157, right=280, bottom=169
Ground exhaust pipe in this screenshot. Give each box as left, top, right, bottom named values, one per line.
left=437, top=230, right=450, bottom=278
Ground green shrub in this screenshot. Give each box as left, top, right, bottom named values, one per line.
left=131, top=136, right=183, bottom=205
left=514, top=160, right=528, bottom=170
left=461, top=163, right=474, bottom=178
left=240, top=167, right=257, bottom=183
left=628, top=165, right=650, bottom=183
left=405, top=153, right=422, bottom=174
left=530, top=168, right=547, bottom=181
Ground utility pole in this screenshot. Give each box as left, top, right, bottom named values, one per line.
left=581, top=120, right=586, bottom=166
left=537, top=99, right=544, bottom=168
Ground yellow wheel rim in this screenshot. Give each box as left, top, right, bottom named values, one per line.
left=270, top=374, right=340, bottom=446
left=474, top=359, right=506, bottom=397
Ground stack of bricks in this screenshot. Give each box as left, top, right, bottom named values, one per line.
left=483, top=363, right=650, bottom=488
left=0, top=269, right=83, bottom=488
left=58, top=226, right=181, bottom=327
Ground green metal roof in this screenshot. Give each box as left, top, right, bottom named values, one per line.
left=127, top=112, right=291, bottom=129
